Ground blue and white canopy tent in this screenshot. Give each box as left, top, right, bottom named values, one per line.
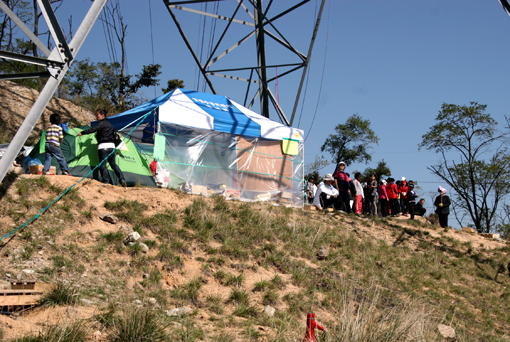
left=103, top=88, right=305, bottom=206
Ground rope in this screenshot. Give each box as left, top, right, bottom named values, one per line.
left=0, top=109, right=156, bottom=245
left=305, top=0, right=331, bottom=142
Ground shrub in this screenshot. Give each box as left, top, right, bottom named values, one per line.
left=111, top=306, right=168, bottom=342
left=39, top=281, right=79, bottom=306
left=13, top=321, right=88, bottom=342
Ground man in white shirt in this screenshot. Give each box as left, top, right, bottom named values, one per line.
left=313, top=173, right=339, bottom=210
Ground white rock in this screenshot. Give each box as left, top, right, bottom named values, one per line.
left=437, top=324, right=455, bottom=339
left=166, top=306, right=192, bottom=317
left=124, top=232, right=141, bottom=244
left=264, top=305, right=276, bottom=317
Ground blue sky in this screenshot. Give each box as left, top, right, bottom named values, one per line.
left=51, top=0, right=510, bottom=226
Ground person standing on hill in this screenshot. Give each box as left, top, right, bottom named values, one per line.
left=367, top=173, right=378, bottom=216
left=333, top=161, right=352, bottom=213
left=434, top=186, right=451, bottom=228
left=307, top=177, right=317, bottom=204
left=353, top=172, right=364, bottom=215
left=386, top=178, right=400, bottom=217
left=378, top=179, right=389, bottom=217
left=42, top=114, right=70, bottom=176
left=78, top=109, right=127, bottom=187
left=399, top=177, right=409, bottom=216
left=407, top=184, right=418, bottom=220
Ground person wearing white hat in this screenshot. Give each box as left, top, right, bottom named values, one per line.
left=313, top=173, right=339, bottom=210
left=434, top=186, right=451, bottom=228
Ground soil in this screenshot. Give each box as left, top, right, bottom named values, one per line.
left=0, top=174, right=507, bottom=341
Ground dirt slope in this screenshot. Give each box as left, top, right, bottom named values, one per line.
left=0, top=174, right=508, bottom=341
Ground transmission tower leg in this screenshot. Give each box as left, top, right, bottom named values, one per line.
left=0, top=0, right=107, bottom=184
left=254, top=0, right=269, bottom=118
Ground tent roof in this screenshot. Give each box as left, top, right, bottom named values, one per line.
left=100, top=89, right=304, bottom=142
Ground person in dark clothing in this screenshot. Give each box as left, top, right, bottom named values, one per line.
left=333, top=161, right=352, bottom=213
left=78, top=109, right=127, bottom=187
left=434, top=186, right=451, bottom=228
left=415, top=199, right=427, bottom=216
left=407, top=184, right=418, bottom=220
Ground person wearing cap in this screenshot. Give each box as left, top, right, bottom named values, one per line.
left=333, top=161, right=352, bottom=213
left=434, top=186, right=451, bottom=228
left=407, top=184, right=418, bottom=220
left=398, top=177, right=409, bottom=216
left=378, top=179, right=389, bottom=217
left=313, top=173, right=339, bottom=210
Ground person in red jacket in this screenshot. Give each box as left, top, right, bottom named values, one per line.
left=386, top=178, right=400, bottom=217
left=398, top=176, right=409, bottom=216
left=378, top=179, right=389, bottom=217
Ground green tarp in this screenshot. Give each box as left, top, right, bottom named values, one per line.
left=30, top=126, right=155, bottom=187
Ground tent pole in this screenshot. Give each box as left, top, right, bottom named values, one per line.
left=0, top=0, right=107, bottom=185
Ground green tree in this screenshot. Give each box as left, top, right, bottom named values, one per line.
left=419, top=102, right=510, bottom=233
left=65, top=60, right=162, bottom=113
left=362, top=160, right=392, bottom=182
left=161, top=79, right=185, bottom=93
left=304, top=155, right=329, bottom=185
left=320, top=114, right=379, bottom=167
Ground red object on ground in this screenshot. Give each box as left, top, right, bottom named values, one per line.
left=303, top=313, right=324, bottom=342
left=150, top=159, right=157, bottom=177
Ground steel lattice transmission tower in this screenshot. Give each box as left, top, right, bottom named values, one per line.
left=163, top=0, right=326, bottom=126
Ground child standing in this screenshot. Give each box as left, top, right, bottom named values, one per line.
left=43, top=114, right=70, bottom=176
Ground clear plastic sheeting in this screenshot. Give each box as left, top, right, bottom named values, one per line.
left=152, top=126, right=304, bottom=206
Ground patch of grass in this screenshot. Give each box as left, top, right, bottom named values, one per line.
left=51, top=255, right=73, bottom=269
left=111, top=306, right=168, bottom=342
left=225, top=273, right=244, bottom=288
left=39, top=281, right=79, bottom=306
left=102, top=231, right=124, bottom=243
left=228, top=288, right=249, bottom=305
left=206, top=294, right=224, bottom=314
left=171, top=277, right=204, bottom=304
left=253, top=280, right=270, bottom=292
left=13, top=320, right=88, bottom=342
left=233, top=303, right=258, bottom=318
left=262, top=290, right=278, bottom=305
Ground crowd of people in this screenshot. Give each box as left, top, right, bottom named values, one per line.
left=306, top=161, right=451, bottom=227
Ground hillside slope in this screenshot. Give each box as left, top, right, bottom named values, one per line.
left=0, top=81, right=95, bottom=144
left=0, top=174, right=509, bottom=341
